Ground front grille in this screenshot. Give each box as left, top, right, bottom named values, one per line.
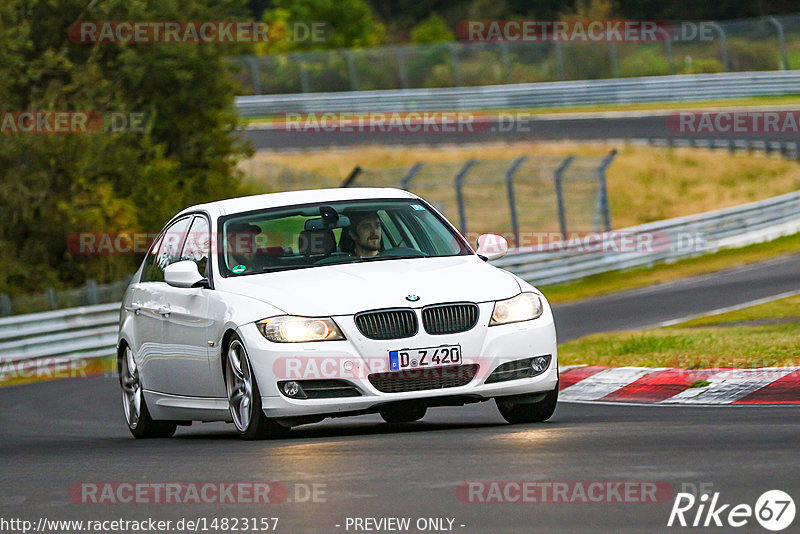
left=355, top=308, right=417, bottom=340
left=422, top=303, right=479, bottom=335
left=368, top=364, right=479, bottom=393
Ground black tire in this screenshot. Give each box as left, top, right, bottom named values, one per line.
left=380, top=404, right=427, bottom=423
left=119, top=346, right=177, bottom=439
left=495, top=384, right=558, bottom=424
left=224, top=335, right=290, bottom=440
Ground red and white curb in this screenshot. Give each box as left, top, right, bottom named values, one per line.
left=558, top=365, right=800, bottom=404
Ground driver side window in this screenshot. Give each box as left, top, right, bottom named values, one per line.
left=141, top=217, right=191, bottom=282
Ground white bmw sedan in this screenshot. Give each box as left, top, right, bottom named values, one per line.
left=118, top=188, right=558, bottom=439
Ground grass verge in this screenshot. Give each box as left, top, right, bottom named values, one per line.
left=558, top=295, right=800, bottom=369
left=542, top=232, right=800, bottom=304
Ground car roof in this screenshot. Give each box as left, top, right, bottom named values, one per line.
left=177, top=187, right=418, bottom=218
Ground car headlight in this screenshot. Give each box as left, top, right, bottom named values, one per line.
left=258, top=316, right=345, bottom=343
left=490, top=292, right=543, bottom=326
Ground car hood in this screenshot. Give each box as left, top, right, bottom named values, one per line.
left=218, top=255, right=522, bottom=316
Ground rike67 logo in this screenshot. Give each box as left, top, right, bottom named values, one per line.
left=668, top=489, right=795, bottom=531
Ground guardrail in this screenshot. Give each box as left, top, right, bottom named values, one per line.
left=0, top=303, right=118, bottom=383
left=2, top=190, right=799, bottom=382
left=235, top=71, right=800, bottom=117
left=495, top=189, right=800, bottom=286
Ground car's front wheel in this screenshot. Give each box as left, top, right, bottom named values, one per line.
left=120, top=346, right=177, bottom=438
left=225, top=335, right=289, bottom=440
left=495, top=384, right=558, bottom=424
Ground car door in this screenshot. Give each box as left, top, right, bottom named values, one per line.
left=134, top=216, right=192, bottom=395
left=157, top=214, right=218, bottom=397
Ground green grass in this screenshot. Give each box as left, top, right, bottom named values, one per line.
left=542, top=232, right=800, bottom=304
left=558, top=295, right=800, bottom=369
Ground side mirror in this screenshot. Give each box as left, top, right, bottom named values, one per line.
left=476, top=234, right=508, bottom=261
left=164, top=260, right=206, bottom=288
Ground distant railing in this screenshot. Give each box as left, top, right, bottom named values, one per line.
left=235, top=70, right=800, bottom=117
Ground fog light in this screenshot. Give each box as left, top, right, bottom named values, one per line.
left=531, top=356, right=550, bottom=374
left=283, top=381, right=302, bottom=397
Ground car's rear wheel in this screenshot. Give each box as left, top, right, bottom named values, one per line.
left=225, top=336, right=289, bottom=440
left=380, top=404, right=427, bottom=423
left=495, top=384, right=559, bottom=424
left=120, top=346, right=177, bottom=438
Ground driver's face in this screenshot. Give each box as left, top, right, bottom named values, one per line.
left=351, top=216, right=381, bottom=252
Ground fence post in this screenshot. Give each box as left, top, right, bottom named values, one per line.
left=86, top=279, right=99, bottom=305
left=294, top=54, right=311, bottom=93
left=504, top=156, right=527, bottom=248
left=767, top=16, right=789, bottom=70
left=343, top=50, right=360, bottom=91
left=341, top=166, right=362, bottom=188
left=400, top=162, right=424, bottom=190
left=454, top=159, right=477, bottom=236
left=594, top=150, right=617, bottom=232
left=657, top=27, right=675, bottom=74
left=553, top=41, right=566, bottom=80
left=608, top=41, right=619, bottom=78
left=46, top=288, right=59, bottom=310
left=553, top=155, right=575, bottom=240
left=0, top=294, right=10, bottom=317
left=448, top=43, right=463, bottom=86
left=244, top=56, right=262, bottom=95
left=498, top=41, right=513, bottom=83
left=394, top=46, right=410, bottom=89
left=708, top=22, right=730, bottom=71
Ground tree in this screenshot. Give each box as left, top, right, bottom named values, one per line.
left=411, top=14, right=455, bottom=44
left=0, top=0, right=252, bottom=296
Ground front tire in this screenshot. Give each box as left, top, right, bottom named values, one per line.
left=120, top=346, right=177, bottom=439
left=495, top=384, right=558, bottom=424
left=225, top=335, right=289, bottom=440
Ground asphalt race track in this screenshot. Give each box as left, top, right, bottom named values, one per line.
left=1, top=254, right=799, bottom=533
left=240, top=109, right=800, bottom=150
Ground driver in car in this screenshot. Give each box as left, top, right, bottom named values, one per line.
left=341, top=211, right=382, bottom=257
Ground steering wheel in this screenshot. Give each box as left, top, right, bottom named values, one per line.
left=314, top=252, right=354, bottom=265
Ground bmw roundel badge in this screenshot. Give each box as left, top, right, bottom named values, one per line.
left=406, top=295, right=420, bottom=302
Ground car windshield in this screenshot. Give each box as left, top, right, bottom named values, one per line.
left=219, top=198, right=472, bottom=276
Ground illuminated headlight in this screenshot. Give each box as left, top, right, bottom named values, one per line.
left=490, top=292, right=544, bottom=326
left=258, top=316, right=345, bottom=343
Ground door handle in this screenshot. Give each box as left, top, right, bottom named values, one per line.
left=157, top=307, right=171, bottom=317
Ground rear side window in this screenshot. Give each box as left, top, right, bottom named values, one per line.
left=142, top=217, right=191, bottom=282
left=180, top=216, right=211, bottom=277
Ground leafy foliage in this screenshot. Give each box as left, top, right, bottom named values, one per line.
left=0, top=0, right=252, bottom=295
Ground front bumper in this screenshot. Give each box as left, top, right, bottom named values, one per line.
left=239, top=302, right=558, bottom=418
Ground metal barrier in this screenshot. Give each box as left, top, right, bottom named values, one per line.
left=645, top=138, right=800, bottom=160
left=235, top=70, right=800, bottom=117
left=494, top=189, right=800, bottom=286
left=0, top=303, right=119, bottom=383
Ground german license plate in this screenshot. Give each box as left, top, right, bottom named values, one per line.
left=389, top=345, right=461, bottom=370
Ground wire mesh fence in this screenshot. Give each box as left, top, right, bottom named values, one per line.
left=232, top=15, right=800, bottom=96
left=0, top=278, right=132, bottom=318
